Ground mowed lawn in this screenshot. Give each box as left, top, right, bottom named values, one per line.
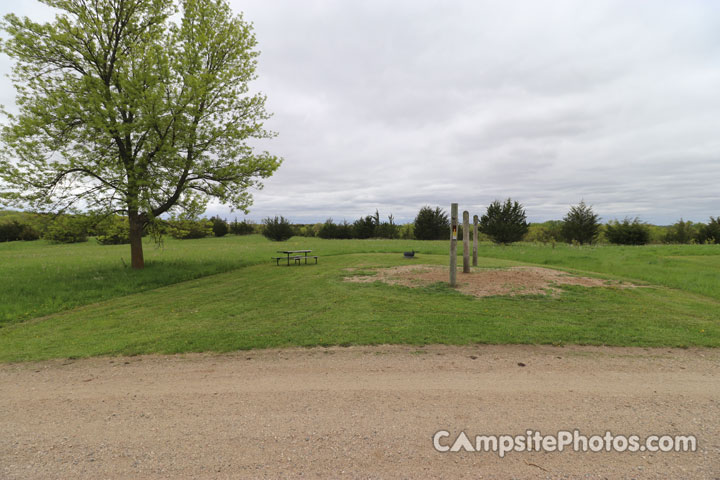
left=0, top=235, right=719, bottom=361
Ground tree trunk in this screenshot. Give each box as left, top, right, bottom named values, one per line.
left=128, top=213, right=145, bottom=269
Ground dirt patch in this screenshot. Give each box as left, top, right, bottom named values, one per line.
left=344, top=265, right=638, bottom=297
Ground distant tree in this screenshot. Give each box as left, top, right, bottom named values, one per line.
left=696, top=217, right=720, bottom=244
left=167, top=217, right=213, bottom=239
left=44, top=215, right=88, bottom=244
left=399, top=223, right=415, bottom=239
left=318, top=219, right=338, bottom=239
left=96, top=216, right=130, bottom=245
left=336, top=220, right=353, bottom=239
left=561, top=201, right=600, bottom=245
left=479, top=198, right=528, bottom=244
left=0, top=220, right=40, bottom=242
left=376, top=214, right=398, bottom=239
left=664, top=219, right=696, bottom=244
left=230, top=218, right=255, bottom=235
left=0, top=0, right=281, bottom=268
left=353, top=215, right=376, bottom=239
left=211, top=217, right=229, bottom=237
left=605, top=218, right=650, bottom=245
left=0, top=221, right=22, bottom=242
left=262, top=216, right=293, bottom=242
left=295, top=224, right=317, bottom=237
left=414, top=206, right=450, bottom=240
left=525, top=221, right=563, bottom=244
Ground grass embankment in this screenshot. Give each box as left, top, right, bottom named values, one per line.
left=0, top=235, right=718, bottom=361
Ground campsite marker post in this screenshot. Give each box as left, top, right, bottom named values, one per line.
left=472, top=215, right=478, bottom=267
left=450, top=203, right=458, bottom=287
left=463, top=211, right=470, bottom=273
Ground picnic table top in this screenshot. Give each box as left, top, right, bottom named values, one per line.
left=277, top=250, right=312, bottom=254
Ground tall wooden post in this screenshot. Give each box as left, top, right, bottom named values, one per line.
left=472, top=214, right=478, bottom=267
left=462, top=211, right=470, bottom=273
left=450, top=203, right=458, bottom=286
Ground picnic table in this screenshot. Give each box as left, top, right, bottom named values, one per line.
left=272, top=250, right=319, bottom=266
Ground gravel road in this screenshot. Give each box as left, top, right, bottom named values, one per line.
left=1, top=345, right=718, bottom=479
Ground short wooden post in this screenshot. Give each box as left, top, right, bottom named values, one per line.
left=472, top=214, right=478, bottom=267
left=449, top=203, right=458, bottom=286
left=462, top=211, right=470, bottom=273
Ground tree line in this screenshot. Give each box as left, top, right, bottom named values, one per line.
left=259, top=200, right=720, bottom=245
left=0, top=212, right=257, bottom=244
left=1, top=202, right=719, bottom=246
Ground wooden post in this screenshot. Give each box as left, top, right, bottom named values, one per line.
left=462, top=210, right=470, bottom=273
left=472, top=214, right=478, bottom=267
left=449, top=203, right=458, bottom=286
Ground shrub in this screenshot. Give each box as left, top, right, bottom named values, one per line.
left=318, top=219, right=338, bottom=239
left=353, top=215, right=376, bottom=239
left=696, top=217, right=720, bottom=244
left=414, top=206, right=449, bottom=240
left=296, top=224, right=318, bottom=237
left=605, top=218, right=650, bottom=245
left=646, top=224, right=667, bottom=244
left=211, top=216, right=229, bottom=237
left=0, top=220, right=40, bottom=242
left=376, top=222, right=398, bottom=239
left=375, top=214, right=398, bottom=239
left=318, top=219, right=353, bottom=239
left=229, top=218, right=255, bottom=235
left=262, top=216, right=294, bottom=242
left=96, top=216, right=130, bottom=245
left=19, top=223, right=39, bottom=240
left=525, top=221, right=563, bottom=244
left=0, top=221, right=22, bottom=242
left=398, top=223, right=414, bottom=239
left=44, top=215, right=88, bottom=243
left=336, top=220, right=353, bottom=239
left=167, top=218, right=213, bottom=239
left=479, top=198, right=528, bottom=244
left=561, top=201, right=600, bottom=245
left=664, top=219, right=696, bottom=244
left=291, top=224, right=304, bottom=237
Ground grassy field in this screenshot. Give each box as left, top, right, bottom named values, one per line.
left=0, top=235, right=718, bottom=361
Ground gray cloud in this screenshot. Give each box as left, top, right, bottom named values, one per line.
left=3, top=1, right=720, bottom=224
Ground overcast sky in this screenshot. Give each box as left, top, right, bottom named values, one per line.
left=2, top=1, right=720, bottom=224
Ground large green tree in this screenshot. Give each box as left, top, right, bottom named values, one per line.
left=561, top=200, right=600, bottom=245
left=479, top=198, right=528, bottom=244
left=696, top=216, right=720, bottom=245
left=413, top=206, right=449, bottom=240
left=0, top=0, right=281, bottom=268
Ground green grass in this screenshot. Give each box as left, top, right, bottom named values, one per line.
left=0, top=235, right=437, bottom=325
left=0, top=235, right=719, bottom=362
left=468, top=243, right=720, bottom=301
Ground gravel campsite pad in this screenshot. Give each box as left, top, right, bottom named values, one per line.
left=1, top=345, right=718, bottom=479
left=344, top=265, right=640, bottom=297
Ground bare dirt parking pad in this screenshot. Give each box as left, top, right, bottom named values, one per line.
left=1, top=345, right=718, bottom=479
left=344, top=265, right=640, bottom=297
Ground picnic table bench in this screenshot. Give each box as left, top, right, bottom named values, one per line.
left=272, top=250, right=319, bottom=266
